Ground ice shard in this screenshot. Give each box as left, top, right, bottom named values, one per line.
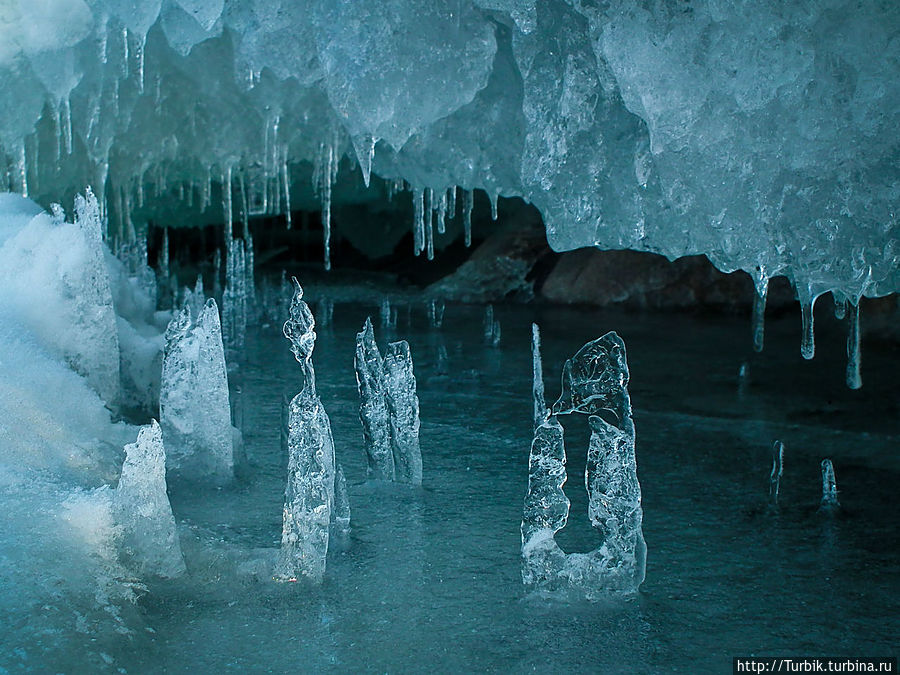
left=114, top=420, right=185, bottom=578
left=383, top=340, right=423, bottom=486
left=276, top=278, right=337, bottom=583
left=523, top=331, right=646, bottom=595
left=159, top=299, right=233, bottom=484
left=354, top=318, right=395, bottom=481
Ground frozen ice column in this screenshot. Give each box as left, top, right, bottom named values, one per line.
left=383, top=340, right=423, bottom=486
left=522, top=331, right=647, bottom=595
left=114, top=421, right=186, bottom=578
left=521, top=416, right=569, bottom=588
left=354, top=318, right=395, bottom=480
left=275, top=278, right=336, bottom=583
left=159, top=299, right=234, bottom=484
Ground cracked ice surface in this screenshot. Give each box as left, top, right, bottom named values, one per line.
left=0, top=0, right=896, bottom=304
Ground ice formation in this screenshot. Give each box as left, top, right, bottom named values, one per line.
left=354, top=317, right=395, bottom=481
left=769, top=441, right=784, bottom=507
left=353, top=318, right=423, bottom=485
left=276, top=278, right=337, bottom=583
left=522, top=331, right=646, bottom=595
left=159, top=299, right=234, bottom=484
left=114, top=421, right=185, bottom=578
left=0, top=188, right=119, bottom=403
left=1, top=0, right=894, bottom=341
left=383, top=340, right=423, bottom=486
left=820, top=459, right=840, bottom=512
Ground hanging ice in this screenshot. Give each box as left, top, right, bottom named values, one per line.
left=354, top=317, right=395, bottom=481
left=159, top=299, right=233, bottom=484
left=383, top=340, right=423, bottom=486
left=522, top=331, right=646, bottom=596
left=276, top=278, right=337, bottom=583
left=114, top=421, right=185, bottom=578
left=222, top=236, right=248, bottom=355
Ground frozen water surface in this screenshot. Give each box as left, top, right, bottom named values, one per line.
left=85, top=301, right=899, bottom=673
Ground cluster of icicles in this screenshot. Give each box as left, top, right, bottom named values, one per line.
left=749, top=272, right=864, bottom=390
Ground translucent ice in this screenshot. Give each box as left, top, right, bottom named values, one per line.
left=522, top=331, right=646, bottom=595
left=354, top=317, right=395, bottom=481
left=383, top=340, right=423, bottom=486
left=769, top=441, right=784, bottom=507
left=114, top=421, right=185, bottom=578
left=159, top=299, right=233, bottom=484
left=820, top=459, right=840, bottom=512
left=276, top=278, right=337, bottom=583
left=276, top=387, right=336, bottom=584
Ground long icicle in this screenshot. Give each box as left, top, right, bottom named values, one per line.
left=751, top=270, right=768, bottom=353
left=846, top=301, right=862, bottom=390
left=413, top=188, right=425, bottom=256
left=463, top=189, right=473, bottom=247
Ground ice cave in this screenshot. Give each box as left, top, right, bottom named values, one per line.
left=0, top=0, right=898, bottom=672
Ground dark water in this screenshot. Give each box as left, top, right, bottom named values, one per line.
left=128, top=301, right=897, bottom=673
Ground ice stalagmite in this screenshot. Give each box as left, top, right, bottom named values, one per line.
left=276, top=278, right=336, bottom=583
left=159, top=299, right=233, bottom=484
left=521, top=416, right=569, bottom=588
left=114, top=421, right=185, bottom=578
left=384, top=341, right=423, bottom=486
left=583, top=413, right=647, bottom=590
left=522, top=331, right=646, bottom=595
left=769, top=441, right=784, bottom=507
left=532, top=323, right=546, bottom=429
left=820, top=459, right=840, bottom=512
left=332, top=464, right=351, bottom=538
left=354, top=318, right=395, bottom=481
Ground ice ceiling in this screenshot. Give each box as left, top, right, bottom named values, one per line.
left=0, top=0, right=898, bottom=305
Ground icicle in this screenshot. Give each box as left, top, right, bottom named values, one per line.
left=122, top=27, right=129, bottom=79
left=425, top=188, right=434, bottom=260
left=239, top=171, right=250, bottom=239
left=352, top=133, right=376, bottom=187
left=281, top=148, right=291, bottom=230
left=213, top=249, right=222, bottom=298
left=186, top=180, right=194, bottom=208
left=737, top=361, right=749, bottom=396
left=52, top=104, right=62, bottom=161
left=380, top=297, right=392, bottom=328
left=16, top=143, right=27, bottom=197
left=136, top=174, right=144, bottom=209
left=833, top=291, right=848, bottom=320
left=135, top=34, right=146, bottom=93
left=489, top=191, right=498, bottom=221
left=222, top=165, right=233, bottom=238
left=322, top=184, right=332, bottom=272
left=413, top=188, right=425, bottom=256
left=846, top=301, right=862, bottom=390
left=463, top=189, right=473, bottom=247
left=532, top=323, right=546, bottom=429
left=447, top=186, right=457, bottom=219
left=751, top=269, right=768, bottom=353
left=160, top=227, right=170, bottom=279
left=483, top=305, right=494, bottom=345
left=769, top=440, right=784, bottom=507
left=436, top=190, right=447, bottom=235
left=797, top=287, right=817, bottom=360
left=819, top=459, right=839, bottom=511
